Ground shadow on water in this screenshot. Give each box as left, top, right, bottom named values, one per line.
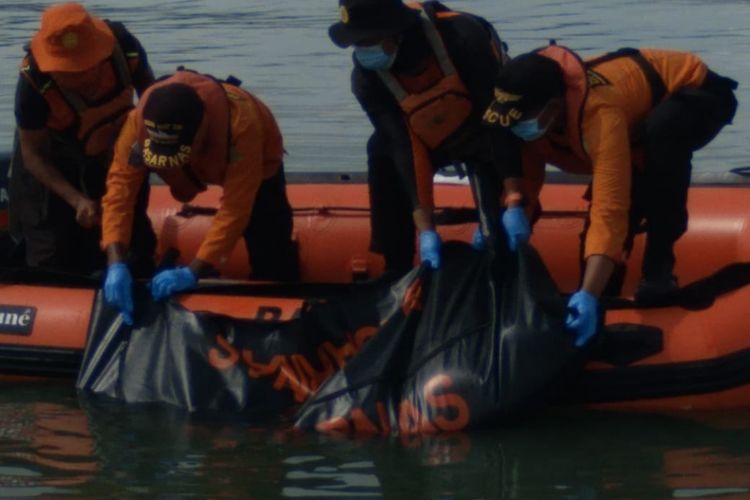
left=1, top=381, right=750, bottom=498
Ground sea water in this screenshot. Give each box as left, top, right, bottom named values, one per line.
left=0, top=1, right=749, bottom=497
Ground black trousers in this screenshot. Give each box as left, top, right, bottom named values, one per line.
left=242, top=168, right=298, bottom=282
left=9, top=132, right=156, bottom=278
left=367, top=132, right=504, bottom=274
left=588, top=70, right=738, bottom=288
left=635, top=70, right=737, bottom=279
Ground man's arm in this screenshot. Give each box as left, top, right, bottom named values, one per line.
left=14, top=73, right=100, bottom=227
left=17, top=129, right=100, bottom=228
left=581, top=106, right=633, bottom=296
left=192, top=104, right=264, bottom=277
left=101, top=112, right=148, bottom=261
left=446, top=15, right=524, bottom=193
left=354, top=68, right=436, bottom=230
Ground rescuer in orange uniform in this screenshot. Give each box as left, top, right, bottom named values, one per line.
left=11, top=2, right=156, bottom=276
left=330, top=0, right=529, bottom=276
left=484, top=44, right=737, bottom=345
left=101, top=69, right=298, bottom=325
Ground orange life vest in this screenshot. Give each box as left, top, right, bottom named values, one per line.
left=133, top=70, right=230, bottom=203
left=376, top=3, right=474, bottom=150
left=536, top=44, right=668, bottom=162
left=21, top=32, right=137, bottom=157
left=534, top=45, right=590, bottom=161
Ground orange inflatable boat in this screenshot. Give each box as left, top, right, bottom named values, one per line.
left=1, top=163, right=750, bottom=413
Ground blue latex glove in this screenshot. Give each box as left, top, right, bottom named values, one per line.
left=565, top=290, right=599, bottom=347
left=419, top=230, right=442, bottom=269
left=502, top=206, right=531, bottom=251
left=471, top=225, right=486, bottom=250
left=104, top=262, right=134, bottom=326
left=150, top=266, right=198, bottom=301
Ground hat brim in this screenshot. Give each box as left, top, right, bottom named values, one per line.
left=145, top=140, right=182, bottom=157
left=329, top=9, right=419, bottom=48
left=31, top=16, right=115, bottom=73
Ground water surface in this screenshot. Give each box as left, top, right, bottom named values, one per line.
left=0, top=0, right=748, bottom=173
left=2, top=382, right=750, bottom=498
left=1, top=1, right=750, bottom=497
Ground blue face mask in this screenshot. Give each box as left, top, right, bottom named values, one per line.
left=510, top=117, right=552, bottom=142
left=354, top=44, right=397, bottom=71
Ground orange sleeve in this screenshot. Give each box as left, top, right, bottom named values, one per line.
left=195, top=106, right=264, bottom=268
left=582, top=103, right=632, bottom=261
left=100, top=111, right=147, bottom=250
left=641, top=49, right=708, bottom=92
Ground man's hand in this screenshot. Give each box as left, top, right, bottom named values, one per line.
left=104, top=262, right=134, bottom=325
left=471, top=225, right=486, bottom=250
left=74, top=196, right=101, bottom=228
left=501, top=206, right=530, bottom=251
left=150, top=266, right=198, bottom=301
left=565, top=290, right=599, bottom=347
left=419, top=230, right=442, bottom=269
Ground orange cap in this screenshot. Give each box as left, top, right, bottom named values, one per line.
left=30, top=3, right=115, bottom=73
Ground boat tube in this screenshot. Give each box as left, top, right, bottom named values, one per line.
left=1, top=153, right=750, bottom=412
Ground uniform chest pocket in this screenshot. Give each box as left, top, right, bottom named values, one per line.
left=408, top=92, right=473, bottom=149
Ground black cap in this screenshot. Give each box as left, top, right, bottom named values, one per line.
left=484, top=52, right=565, bottom=127
left=329, top=0, right=420, bottom=48
left=141, top=83, right=203, bottom=169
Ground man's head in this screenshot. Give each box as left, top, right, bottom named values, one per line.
left=484, top=52, right=566, bottom=141
left=140, top=83, right=204, bottom=171
left=328, top=0, right=419, bottom=49
left=31, top=3, right=115, bottom=74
